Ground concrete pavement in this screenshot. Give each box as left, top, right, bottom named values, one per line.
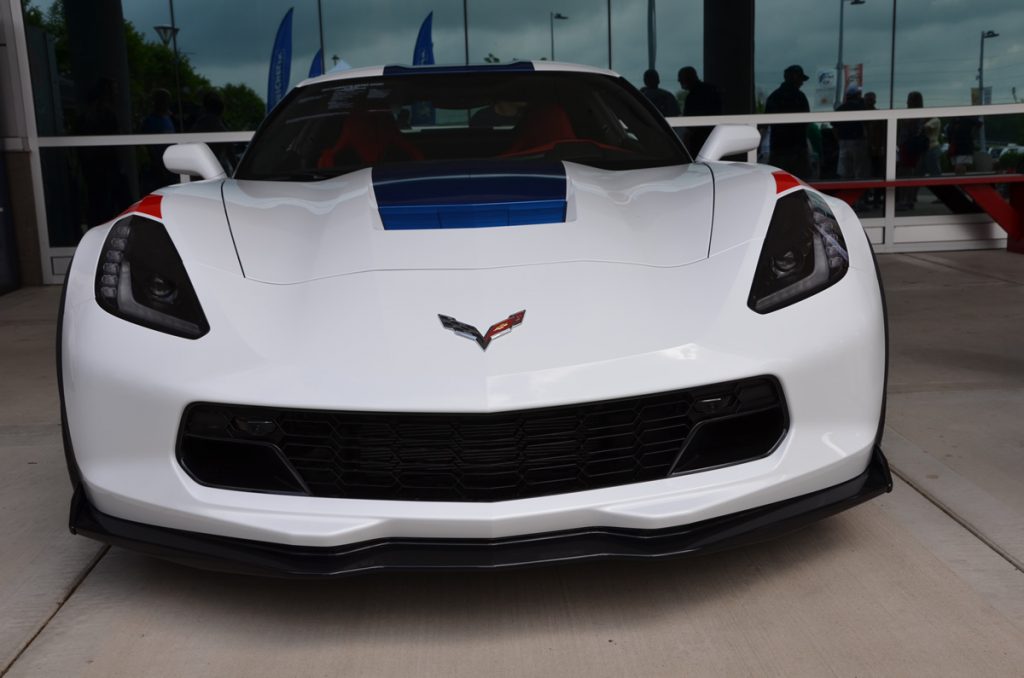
left=0, top=287, right=104, bottom=672
left=1, top=252, right=1022, bottom=677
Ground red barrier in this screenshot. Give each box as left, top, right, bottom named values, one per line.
left=812, top=174, right=1024, bottom=249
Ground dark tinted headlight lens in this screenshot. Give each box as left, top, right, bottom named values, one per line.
left=95, top=216, right=209, bottom=339
left=748, top=190, right=849, bottom=314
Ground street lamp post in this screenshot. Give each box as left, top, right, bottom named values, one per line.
left=317, top=0, right=325, bottom=75
left=607, top=0, right=612, bottom=69
left=154, top=0, right=184, bottom=128
left=888, top=0, right=897, bottom=109
left=647, top=0, right=656, bottom=71
left=978, top=29, right=998, bottom=153
left=550, top=12, right=568, bottom=61
left=835, top=0, right=866, bottom=108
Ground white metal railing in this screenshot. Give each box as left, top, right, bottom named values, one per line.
left=35, top=131, right=254, bottom=147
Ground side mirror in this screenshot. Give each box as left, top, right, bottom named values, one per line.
left=695, top=125, right=761, bottom=163
left=163, top=143, right=226, bottom=181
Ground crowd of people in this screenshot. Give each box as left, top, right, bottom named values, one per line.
left=642, top=63, right=993, bottom=210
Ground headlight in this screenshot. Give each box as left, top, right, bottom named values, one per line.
left=748, top=190, right=849, bottom=314
left=95, top=216, right=210, bottom=339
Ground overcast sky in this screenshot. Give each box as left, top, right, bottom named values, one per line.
left=42, top=0, right=1024, bottom=110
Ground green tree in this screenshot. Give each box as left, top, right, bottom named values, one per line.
left=23, top=0, right=265, bottom=132
left=221, top=83, right=266, bottom=131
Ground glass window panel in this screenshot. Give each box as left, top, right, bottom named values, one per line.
left=24, top=0, right=1024, bottom=136
left=756, top=0, right=895, bottom=112
left=39, top=142, right=243, bottom=247
left=23, top=0, right=317, bottom=134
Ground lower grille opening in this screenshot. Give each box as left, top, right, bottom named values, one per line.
left=177, top=376, right=788, bottom=502
left=670, top=407, right=787, bottom=475
left=179, top=436, right=308, bottom=494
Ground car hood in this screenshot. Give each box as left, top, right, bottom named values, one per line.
left=221, top=161, right=714, bottom=284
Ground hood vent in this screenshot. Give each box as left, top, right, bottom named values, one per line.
left=372, top=160, right=567, bottom=230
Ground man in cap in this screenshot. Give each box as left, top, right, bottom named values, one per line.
left=765, top=65, right=811, bottom=178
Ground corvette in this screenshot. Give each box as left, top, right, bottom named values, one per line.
left=59, top=62, right=891, bottom=576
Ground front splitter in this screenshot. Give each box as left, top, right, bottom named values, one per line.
left=70, top=446, right=892, bottom=578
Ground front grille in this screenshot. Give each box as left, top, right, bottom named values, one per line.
left=178, top=377, right=786, bottom=502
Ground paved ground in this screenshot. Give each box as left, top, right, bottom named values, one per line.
left=1, top=251, right=1022, bottom=677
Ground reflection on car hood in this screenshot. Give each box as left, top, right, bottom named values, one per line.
left=221, top=161, right=714, bottom=284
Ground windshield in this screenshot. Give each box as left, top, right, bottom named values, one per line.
left=235, top=70, right=689, bottom=181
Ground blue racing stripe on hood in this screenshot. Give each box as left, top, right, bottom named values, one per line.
left=373, top=160, right=567, bottom=230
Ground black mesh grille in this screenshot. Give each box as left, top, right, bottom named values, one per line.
left=178, top=377, right=786, bottom=502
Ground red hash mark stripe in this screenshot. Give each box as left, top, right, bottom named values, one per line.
left=772, top=171, right=805, bottom=194
left=120, top=194, right=163, bottom=219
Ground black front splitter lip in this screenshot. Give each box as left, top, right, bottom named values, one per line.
left=70, top=446, right=892, bottom=578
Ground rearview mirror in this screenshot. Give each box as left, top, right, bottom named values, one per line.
left=163, top=143, right=226, bottom=181
left=695, top=125, right=761, bottom=163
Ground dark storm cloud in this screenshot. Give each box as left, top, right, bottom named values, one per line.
left=110, top=0, right=705, bottom=99
left=39, top=0, right=1024, bottom=109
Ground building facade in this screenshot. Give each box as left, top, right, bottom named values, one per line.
left=2, top=0, right=1023, bottom=287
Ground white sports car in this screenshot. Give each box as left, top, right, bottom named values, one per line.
left=59, top=62, right=891, bottom=576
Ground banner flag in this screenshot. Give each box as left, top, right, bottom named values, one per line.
left=413, top=12, right=435, bottom=65
left=266, top=8, right=294, bottom=112
left=842, top=64, right=864, bottom=93
left=814, top=68, right=836, bottom=110
left=308, top=48, right=324, bottom=78
left=411, top=12, right=436, bottom=125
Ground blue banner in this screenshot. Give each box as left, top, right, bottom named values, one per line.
left=308, top=48, right=324, bottom=78
left=410, top=12, right=436, bottom=125
left=412, top=12, right=435, bottom=65
left=266, top=8, right=294, bottom=112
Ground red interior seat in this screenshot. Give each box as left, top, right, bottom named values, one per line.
left=504, top=104, right=576, bottom=154
left=317, top=111, right=424, bottom=169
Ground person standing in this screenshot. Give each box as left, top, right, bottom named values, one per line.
left=765, top=65, right=811, bottom=178
left=834, top=85, right=871, bottom=180
left=641, top=69, right=681, bottom=117
left=863, top=91, right=886, bottom=205
left=922, top=115, right=942, bottom=177
left=896, top=91, right=929, bottom=209
left=948, top=116, right=980, bottom=175
left=190, top=90, right=236, bottom=173
left=677, top=66, right=722, bottom=153
left=139, top=88, right=177, bottom=194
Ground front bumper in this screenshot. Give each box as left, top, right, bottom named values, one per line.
left=70, top=445, right=891, bottom=577
left=62, top=206, right=888, bottom=561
